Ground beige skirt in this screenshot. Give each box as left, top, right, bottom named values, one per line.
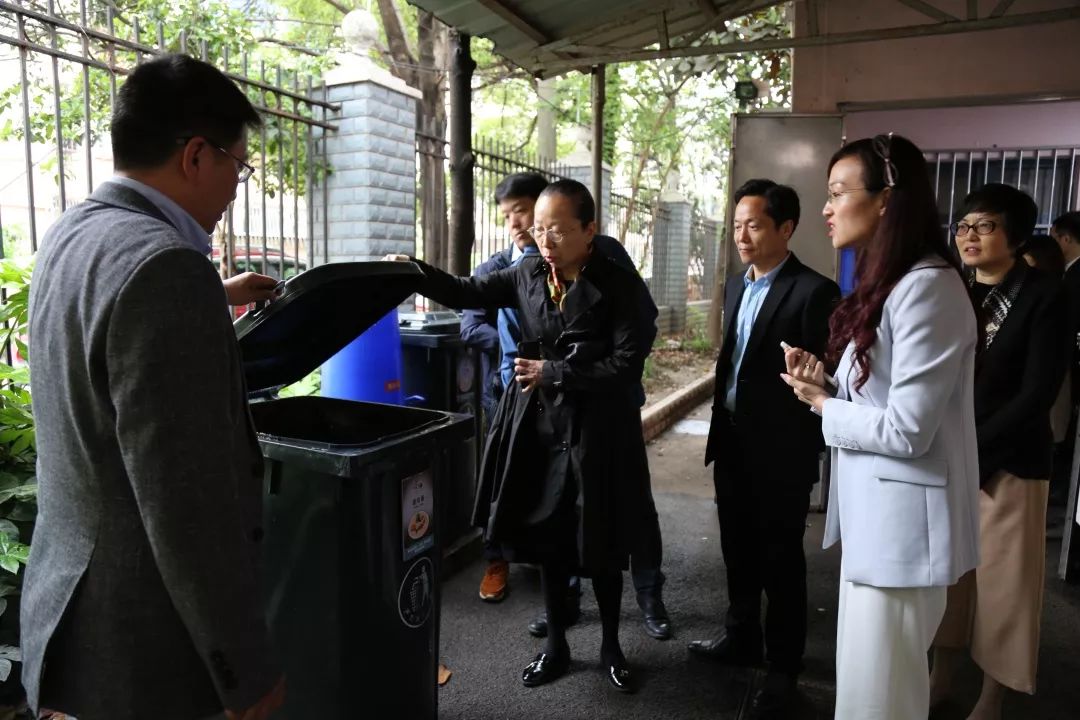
left=934, top=470, right=1049, bottom=694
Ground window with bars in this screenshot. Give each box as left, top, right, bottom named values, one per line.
left=926, top=148, right=1080, bottom=233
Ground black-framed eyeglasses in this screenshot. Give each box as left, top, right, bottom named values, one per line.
left=176, top=136, right=255, bottom=183
left=951, top=220, right=998, bottom=237
left=872, top=132, right=898, bottom=188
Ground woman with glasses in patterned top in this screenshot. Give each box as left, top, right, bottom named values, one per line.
left=929, top=184, right=1069, bottom=720
left=384, top=179, right=655, bottom=694
left=781, top=134, right=981, bottom=719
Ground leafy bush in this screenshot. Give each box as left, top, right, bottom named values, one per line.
left=0, top=258, right=35, bottom=687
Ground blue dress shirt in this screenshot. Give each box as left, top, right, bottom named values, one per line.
left=497, top=244, right=540, bottom=387
left=723, top=253, right=792, bottom=412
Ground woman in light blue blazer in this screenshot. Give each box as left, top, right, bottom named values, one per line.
left=782, top=134, right=981, bottom=720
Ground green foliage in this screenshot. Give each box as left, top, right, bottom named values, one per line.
left=278, top=369, right=321, bottom=398
left=0, top=0, right=330, bottom=198
left=0, top=256, right=36, bottom=644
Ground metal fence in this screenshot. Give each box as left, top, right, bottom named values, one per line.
left=689, top=211, right=717, bottom=301
left=608, top=191, right=662, bottom=283
left=471, top=137, right=569, bottom=268
left=926, top=147, right=1080, bottom=236
left=0, top=0, right=337, bottom=285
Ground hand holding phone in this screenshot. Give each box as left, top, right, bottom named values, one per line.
left=780, top=341, right=837, bottom=388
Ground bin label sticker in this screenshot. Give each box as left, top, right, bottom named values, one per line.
left=402, top=471, right=435, bottom=561
left=398, top=557, right=433, bottom=629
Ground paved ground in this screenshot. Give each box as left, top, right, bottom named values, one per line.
left=436, top=402, right=1080, bottom=720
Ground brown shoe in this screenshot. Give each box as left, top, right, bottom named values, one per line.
left=479, top=560, right=510, bottom=602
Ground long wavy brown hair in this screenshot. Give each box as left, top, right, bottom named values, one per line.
left=826, top=134, right=965, bottom=391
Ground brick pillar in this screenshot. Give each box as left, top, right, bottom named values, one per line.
left=703, top=217, right=720, bottom=300
left=312, top=61, right=422, bottom=263
left=654, top=191, right=692, bottom=333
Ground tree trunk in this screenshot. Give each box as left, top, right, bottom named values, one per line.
left=418, top=11, right=449, bottom=272
left=448, top=30, right=475, bottom=278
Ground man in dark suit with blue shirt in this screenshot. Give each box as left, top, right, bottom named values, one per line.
left=690, top=179, right=839, bottom=719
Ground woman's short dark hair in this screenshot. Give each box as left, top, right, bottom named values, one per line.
left=825, top=133, right=967, bottom=390
left=958, top=183, right=1038, bottom=250
left=494, top=173, right=549, bottom=204
left=733, top=178, right=800, bottom=231
left=111, top=54, right=261, bottom=170
left=538, top=179, right=595, bottom=226
left=1020, top=234, right=1065, bottom=277
left=1052, top=211, right=1080, bottom=243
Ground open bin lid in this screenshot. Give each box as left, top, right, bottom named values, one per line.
left=235, top=261, right=422, bottom=393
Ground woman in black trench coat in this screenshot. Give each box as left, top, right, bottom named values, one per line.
left=387, top=180, right=653, bottom=693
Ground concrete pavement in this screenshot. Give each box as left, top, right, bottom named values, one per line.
left=436, top=401, right=1080, bottom=719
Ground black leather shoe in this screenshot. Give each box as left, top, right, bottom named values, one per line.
left=522, top=651, right=571, bottom=687
left=604, top=658, right=636, bottom=693
left=746, top=672, right=797, bottom=720
left=526, top=602, right=582, bottom=638
left=686, top=632, right=763, bottom=666
left=637, top=592, right=672, bottom=640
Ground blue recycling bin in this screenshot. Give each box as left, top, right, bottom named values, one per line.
left=321, top=308, right=404, bottom=404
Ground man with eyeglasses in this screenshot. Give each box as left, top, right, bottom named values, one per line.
left=24, top=55, right=284, bottom=720
left=461, top=172, right=673, bottom=642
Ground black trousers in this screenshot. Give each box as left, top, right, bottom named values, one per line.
left=714, top=423, right=816, bottom=676
left=483, top=502, right=665, bottom=594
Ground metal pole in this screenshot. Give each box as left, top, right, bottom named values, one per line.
left=276, top=68, right=285, bottom=279
left=260, top=61, right=269, bottom=274
left=1048, top=149, right=1060, bottom=221
left=292, top=72, right=300, bottom=274
left=592, top=65, right=606, bottom=230
left=322, top=83, right=329, bottom=265
left=448, top=30, right=475, bottom=276
left=48, top=0, right=66, bottom=212
left=224, top=45, right=235, bottom=277
left=306, top=76, right=315, bottom=270
left=243, top=51, right=251, bottom=273
left=81, top=0, right=93, bottom=195
left=17, top=9, right=37, bottom=250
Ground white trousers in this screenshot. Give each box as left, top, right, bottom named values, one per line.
left=834, top=575, right=947, bottom=720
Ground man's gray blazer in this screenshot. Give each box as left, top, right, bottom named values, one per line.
left=23, top=182, right=279, bottom=720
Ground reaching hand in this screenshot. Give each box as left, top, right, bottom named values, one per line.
left=223, top=272, right=280, bottom=307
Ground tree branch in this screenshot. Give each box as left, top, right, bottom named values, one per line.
left=256, top=38, right=323, bottom=57
left=376, top=0, right=419, bottom=85
left=321, top=0, right=352, bottom=14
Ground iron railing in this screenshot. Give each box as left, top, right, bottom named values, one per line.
left=0, top=0, right=337, bottom=286
left=690, top=211, right=718, bottom=301
left=471, top=136, right=568, bottom=269
left=608, top=190, right=663, bottom=283
left=926, top=146, right=1080, bottom=236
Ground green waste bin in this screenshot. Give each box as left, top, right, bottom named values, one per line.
left=235, top=262, right=473, bottom=720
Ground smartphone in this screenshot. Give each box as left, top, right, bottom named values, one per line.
left=517, top=339, right=542, bottom=360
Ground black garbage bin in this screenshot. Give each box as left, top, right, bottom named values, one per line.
left=235, top=262, right=473, bottom=720
left=399, top=311, right=483, bottom=556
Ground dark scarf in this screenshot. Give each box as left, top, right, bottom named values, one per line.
left=971, top=261, right=1028, bottom=350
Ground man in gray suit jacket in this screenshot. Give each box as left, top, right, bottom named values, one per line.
left=24, top=55, right=284, bottom=720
